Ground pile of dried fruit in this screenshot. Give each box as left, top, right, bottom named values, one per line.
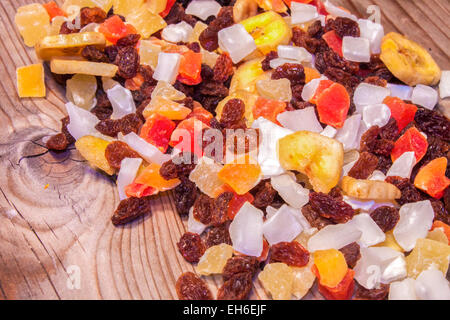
left=15, top=0, right=450, bottom=300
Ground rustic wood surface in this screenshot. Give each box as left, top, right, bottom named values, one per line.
left=0, top=0, right=448, bottom=300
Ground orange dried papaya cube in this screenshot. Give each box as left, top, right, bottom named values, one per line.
left=391, top=127, right=428, bottom=163
left=252, top=97, right=286, bottom=124
left=304, top=66, right=320, bottom=83
left=143, top=96, right=192, bottom=120
left=312, top=249, right=348, bottom=288
left=16, top=64, right=46, bottom=98
left=218, top=156, right=261, bottom=195
left=134, top=163, right=180, bottom=192
left=414, top=157, right=450, bottom=199
left=316, top=268, right=355, bottom=300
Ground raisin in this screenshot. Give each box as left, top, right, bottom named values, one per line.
left=95, top=113, right=143, bottom=137
left=160, top=153, right=197, bottom=180
left=431, top=199, right=450, bottom=225
left=59, top=21, right=78, bottom=34
left=105, top=45, right=119, bottom=62
left=176, top=272, right=213, bottom=300
left=339, top=242, right=361, bottom=269
left=164, top=2, right=186, bottom=25
left=222, top=256, right=260, bottom=281
left=174, top=177, right=198, bottom=216
left=114, top=46, right=140, bottom=79
left=307, top=20, right=324, bottom=38
left=363, top=76, right=387, bottom=87
left=217, top=272, right=253, bottom=300
left=213, top=53, right=234, bottom=82
left=376, top=155, right=393, bottom=175
left=354, top=283, right=389, bottom=300
left=301, top=204, right=333, bottom=229
left=385, top=176, right=423, bottom=205
left=326, top=17, right=360, bottom=38
left=271, top=63, right=305, bottom=86
left=348, top=152, right=379, bottom=179
left=46, top=133, right=69, bottom=151
left=220, top=98, right=245, bottom=128
left=291, top=100, right=315, bottom=110
left=251, top=180, right=278, bottom=209
left=205, top=222, right=232, bottom=248
left=116, top=34, right=141, bottom=47
left=82, top=45, right=109, bottom=62
left=212, top=192, right=234, bottom=226
left=198, top=7, right=234, bottom=51
left=177, top=232, right=206, bottom=263
left=414, top=108, right=450, bottom=142
left=292, top=27, right=327, bottom=54
left=79, top=7, right=107, bottom=27
left=261, top=51, right=278, bottom=71
left=104, top=141, right=140, bottom=170
left=329, top=187, right=344, bottom=200
left=370, top=206, right=400, bottom=232
left=315, top=49, right=359, bottom=74
left=324, top=67, right=360, bottom=91
left=197, top=81, right=229, bottom=97
left=61, top=116, right=75, bottom=144
left=309, top=192, right=355, bottom=223
left=270, top=241, right=310, bottom=267
left=379, top=118, right=399, bottom=141
left=193, top=194, right=215, bottom=225
left=111, top=196, right=152, bottom=225
left=360, top=125, right=395, bottom=157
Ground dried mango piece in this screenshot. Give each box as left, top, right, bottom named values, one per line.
left=36, top=32, right=106, bottom=60
left=126, top=6, right=167, bottom=38
left=50, top=59, right=118, bottom=77
left=375, top=230, right=404, bottom=252
left=66, top=74, right=97, bottom=109
left=16, top=64, right=46, bottom=98
left=139, top=40, right=161, bottom=69
left=15, top=4, right=50, bottom=47
left=341, top=176, right=402, bottom=200
left=405, top=238, right=450, bottom=279
left=61, top=0, right=113, bottom=13
left=189, top=158, right=226, bottom=198
left=278, top=131, right=344, bottom=193
left=196, top=244, right=234, bottom=276
left=143, top=97, right=191, bottom=120
left=218, top=157, right=261, bottom=195
left=134, top=163, right=180, bottom=192
left=75, top=136, right=114, bottom=175
left=304, top=67, right=320, bottom=83
left=291, top=259, right=316, bottom=299
left=313, top=249, right=348, bottom=288
left=258, top=262, right=294, bottom=300
left=113, top=0, right=144, bottom=17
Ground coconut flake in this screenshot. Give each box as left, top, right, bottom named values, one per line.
left=271, top=173, right=309, bottom=209
left=386, top=151, right=416, bottom=179
left=263, top=204, right=303, bottom=245
left=277, top=107, right=323, bottom=133
left=290, top=2, right=319, bottom=24
left=65, top=102, right=100, bottom=140
left=393, top=200, right=434, bottom=251
left=439, top=70, right=450, bottom=99
left=354, top=246, right=407, bottom=289
left=389, top=278, right=417, bottom=300
left=320, top=125, right=337, bottom=138
left=269, top=57, right=298, bottom=69
left=342, top=36, right=371, bottom=63
left=357, top=19, right=384, bottom=54
left=162, top=21, right=194, bottom=43
left=153, top=52, right=181, bottom=84
left=301, top=76, right=326, bottom=102
left=185, top=0, right=222, bottom=20
left=188, top=207, right=207, bottom=235
left=121, top=132, right=172, bottom=165
left=369, top=170, right=386, bottom=181
left=265, top=206, right=278, bottom=220
left=218, top=24, right=256, bottom=64
left=414, top=268, right=450, bottom=300
left=229, top=202, right=264, bottom=257
left=117, top=157, right=143, bottom=200
left=353, top=83, right=391, bottom=113
left=324, top=0, right=357, bottom=21
left=107, top=84, right=136, bottom=119
left=335, top=114, right=362, bottom=151
left=307, top=223, right=362, bottom=252
left=411, top=84, right=439, bottom=110
left=387, top=83, right=413, bottom=101
left=347, top=213, right=386, bottom=247
left=362, top=104, right=391, bottom=128
left=277, top=45, right=313, bottom=63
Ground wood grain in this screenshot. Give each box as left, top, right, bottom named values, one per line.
left=0, top=0, right=448, bottom=300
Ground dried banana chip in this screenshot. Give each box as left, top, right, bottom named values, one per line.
left=50, top=59, right=118, bottom=77
left=341, top=176, right=401, bottom=200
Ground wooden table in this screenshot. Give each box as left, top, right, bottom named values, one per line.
left=0, top=0, right=448, bottom=300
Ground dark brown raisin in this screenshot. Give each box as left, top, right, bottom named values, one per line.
left=160, top=153, right=197, bottom=180
left=444, top=188, right=450, bottom=214
left=222, top=256, right=260, bottom=281
left=105, top=45, right=119, bottom=62
left=95, top=113, right=143, bottom=137
left=104, top=141, right=140, bottom=170
left=61, top=116, right=76, bottom=144
left=212, top=192, right=234, bottom=226
left=220, top=99, right=245, bottom=128
left=193, top=194, right=215, bottom=225
left=174, top=177, right=198, bottom=216
left=348, top=152, right=379, bottom=179
left=385, top=176, right=423, bottom=205
left=339, top=242, right=361, bottom=269
left=187, top=41, right=201, bottom=52
left=271, top=63, right=305, bottom=86
left=376, top=155, right=393, bottom=175
left=315, top=49, right=359, bottom=74
left=301, top=204, right=333, bottom=229
left=217, top=272, right=253, bottom=300
left=116, top=34, right=141, bottom=47
left=363, top=76, right=387, bottom=87
left=326, top=17, right=360, bottom=38
left=177, top=232, right=206, bottom=263
left=431, top=199, right=450, bottom=225
left=79, top=7, right=107, bottom=27
left=292, top=27, right=327, bottom=54
left=59, top=21, right=78, bottom=34
left=46, top=133, right=69, bottom=151
left=270, top=241, right=310, bottom=267
left=111, top=196, right=152, bottom=225
left=354, top=283, right=389, bottom=300
left=309, top=192, right=355, bottom=223
left=251, top=180, right=278, bottom=209
left=360, top=125, right=395, bottom=157
left=324, top=67, right=360, bottom=91
left=308, top=20, right=324, bottom=38
left=205, top=222, right=232, bottom=248
left=213, top=53, right=234, bottom=82
left=81, top=45, right=109, bottom=62
left=379, top=118, right=399, bottom=141
left=415, top=108, right=450, bottom=142
left=198, top=7, right=234, bottom=51
left=370, top=206, right=400, bottom=232
left=261, top=51, right=278, bottom=71
left=114, top=46, right=140, bottom=79
left=176, top=272, right=213, bottom=300
left=197, top=81, right=229, bottom=96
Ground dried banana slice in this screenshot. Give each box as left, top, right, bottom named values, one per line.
left=50, top=59, right=118, bottom=77
left=380, top=32, right=441, bottom=86
left=75, top=136, right=115, bottom=175
left=233, top=0, right=258, bottom=23
left=341, top=176, right=401, bottom=200
left=36, top=32, right=106, bottom=60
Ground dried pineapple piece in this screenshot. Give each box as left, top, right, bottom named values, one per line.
left=201, top=49, right=220, bottom=68
left=292, top=259, right=316, bottom=300
left=16, top=64, right=46, bottom=98
left=375, top=231, right=404, bottom=252
left=189, top=22, right=208, bottom=43
left=15, top=4, right=50, bottom=47
left=278, top=131, right=344, bottom=193
left=50, top=59, right=118, bottom=77
left=196, top=244, right=234, bottom=276
left=258, top=263, right=294, bottom=300
left=36, top=32, right=106, bottom=60
left=341, top=176, right=401, bottom=200
left=101, top=77, right=120, bottom=91
left=406, top=238, right=450, bottom=279
left=66, top=74, right=98, bottom=109
left=151, top=81, right=186, bottom=101
left=144, top=0, right=167, bottom=14
left=256, top=78, right=292, bottom=102
left=143, top=97, right=191, bottom=120
left=62, top=0, right=113, bottom=12
left=139, top=40, right=161, bottom=69
left=75, top=136, right=115, bottom=175
left=113, top=0, right=144, bottom=17
left=50, top=16, right=67, bottom=36
left=126, top=6, right=167, bottom=39
left=427, top=229, right=448, bottom=244
left=189, top=158, right=226, bottom=198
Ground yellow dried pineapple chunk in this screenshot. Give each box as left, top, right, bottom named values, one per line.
left=36, top=32, right=106, bottom=60
left=256, top=78, right=292, bottom=102
left=341, top=176, right=401, bottom=200
left=62, top=0, right=113, bottom=12
left=375, top=231, right=404, bottom=252
left=201, top=49, right=220, bottom=68
left=139, top=40, right=161, bottom=69
left=144, top=0, right=168, bottom=14
left=189, top=158, right=226, bottom=198
left=278, top=131, right=344, bottom=193
left=189, top=22, right=208, bottom=43
left=196, top=244, right=234, bottom=276
left=291, top=259, right=316, bottom=300
left=406, top=238, right=450, bottom=279
left=152, top=81, right=186, bottom=101
left=16, top=64, right=46, bottom=98
left=75, top=136, right=115, bottom=175
left=66, top=74, right=98, bottom=109
left=125, top=6, right=167, bottom=38
left=427, top=229, right=448, bottom=244
left=258, top=262, right=294, bottom=300
left=15, top=4, right=50, bottom=47
left=50, top=59, right=118, bottom=77
left=112, top=0, right=144, bottom=17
